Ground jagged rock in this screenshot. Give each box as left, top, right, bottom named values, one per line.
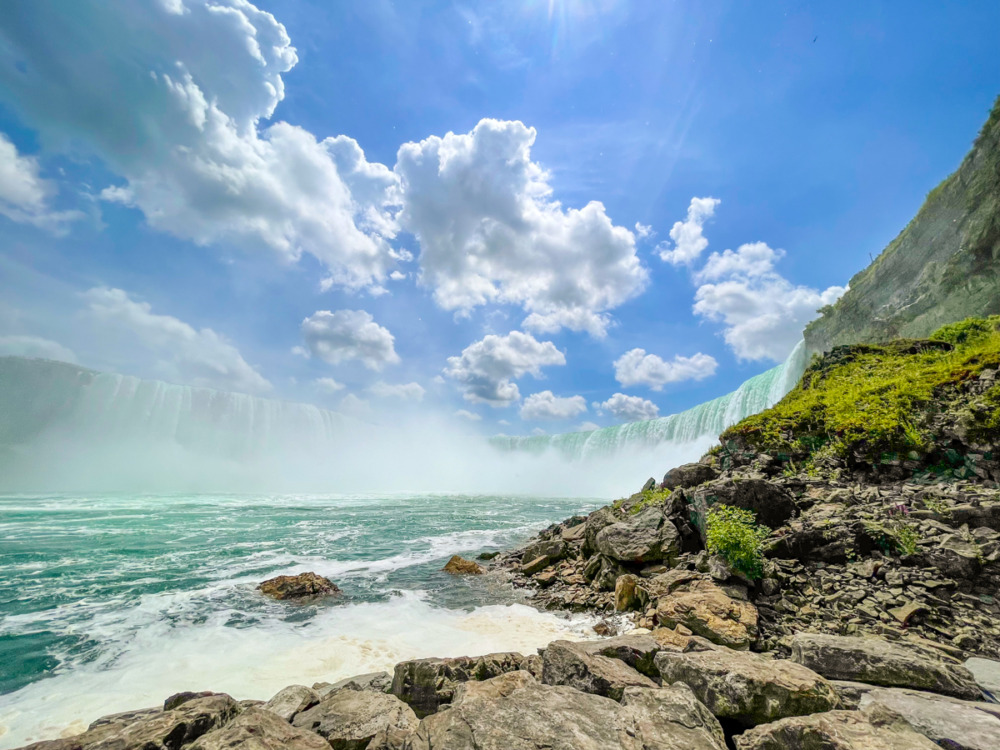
left=583, top=554, right=626, bottom=591
left=686, top=478, right=797, bottom=535
left=966, top=657, right=1000, bottom=696
left=540, top=639, right=656, bottom=700
left=654, top=577, right=758, bottom=650
left=788, top=633, right=982, bottom=699
left=733, top=708, right=939, bottom=749
left=576, top=634, right=662, bottom=679
left=520, top=539, right=567, bottom=565
left=829, top=680, right=880, bottom=710
left=595, top=507, right=679, bottom=564
left=561, top=522, right=587, bottom=542
left=655, top=648, right=838, bottom=726
left=390, top=652, right=525, bottom=717
left=662, top=463, right=719, bottom=491
left=316, top=671, right=392, bottom=697
left=292, top=689, right=418, bottom=749
left=859, top=687, right=1000, bottom=750
left=476, top=550, right=500, bottom=560
left=404, top=671, right=727, bottom=750
left=583, top=506, right=618, bottom=555
left=441, top=555, right=483, bottom=575
left=189, top=707, right=329, bottom=750
left=925, top=533, right=982, bottom=578
left=22, top=694, right=242, bottom=750
left=263, top=684, right=319, bottom=721
left=521, top=555, right=554, bottom=575
left=614, top=574, right=647, bottom=612
left=257, top=572, right=342, bottom=600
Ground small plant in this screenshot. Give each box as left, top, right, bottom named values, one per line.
left=705, top=505, right=770, bottom=580
left=863, top=511, right=920, bottom=557
left=628, top=487, right=672, bottom=516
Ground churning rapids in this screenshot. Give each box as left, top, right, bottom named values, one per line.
left=0, top=344, right=808, bottom=747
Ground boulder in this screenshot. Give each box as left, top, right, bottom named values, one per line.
left=404, top=671, right=727, bottom=750
left=315, top=671, right=392, bottom=698
left=788, top=633, right=982, bottom=699
left=595, top=508, right=680, bottom=564
left=292, top=689, right=418, bottom=750
left=733, top=708, right=939, bottom=750
left=686, top=479, right=796, bottom=536
left=655, top=648, right=838, bottom=726
left=925, top=533, right=981, bottom=578
left=441, top=555, right=483, bottom=575
left=540, top=639, right=656, bottom=700
left=262, top=684, right=319, bottom=721
left=614, top=574, right=647, bottom=612
left=654, top=577, right=758, bottom=650
left=257, top=572, right=341, bottom=600
left=391, top=652, right=526, bottom=717
left=21, top=694, right=241, bottom=750
left=583, top=506, right=619, bottom=555
left=860, top=687, right=1000, bottom=750
left=189, top=707, right=329, bottom=750
left=662, top=463, right=719, bottom=491
left=520, top=539, right=567, bottom=565
left=965, top=657, right=1000, bottom=697
left=576, top=634, right=662, bottom=679
left=829, top=680, right=880, bottom=710
left=583, top=554, right=626, bottom=591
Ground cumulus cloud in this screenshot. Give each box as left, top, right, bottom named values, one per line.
left=657, top=197, right=720, bottom=265
left=454, top=409, right=482, bottom=421
left=691, top=241, right=846, bottom=361
left=396, top=118, right=647, bottom=337
left=594, top=393, right=660, bottom=422
left=0, top=334, right=77, bottom=363
left=368, top=381, right=425, bottom=401
left=443, top=331, right=565, bottom=406
left=519, top=390, right=587, bottom=421
left=0, top=133, right=82, bottom=231
left=0, top=1, right=399, bottom=289
left=298, top=310, right=399, bottom=371
left=314, top=377, right=345, bottom=393
left=613, top=349, right=717, bottom=390
left=83, top=286, right=271, bottom=394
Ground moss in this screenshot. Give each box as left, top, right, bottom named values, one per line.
left=722, top=317, right=1000, bottom=466
left=627, top=487, right=672, bottom=516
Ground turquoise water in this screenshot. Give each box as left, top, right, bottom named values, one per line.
left=0, top=492, right=605, bottom=747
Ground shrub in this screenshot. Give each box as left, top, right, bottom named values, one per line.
left=930, top=315, right=1000, bottom=346
left=705, top=505, right=769, bottom=580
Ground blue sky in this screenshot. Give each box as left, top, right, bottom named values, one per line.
left=0, top=0, right=997, bottom=434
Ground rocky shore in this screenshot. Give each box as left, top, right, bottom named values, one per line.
left=14, top=326, right=1000, bottom=749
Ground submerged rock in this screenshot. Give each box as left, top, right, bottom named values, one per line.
left=257, top=572, right=342, bottom=601
left=441, top=555, right=484, bottom=575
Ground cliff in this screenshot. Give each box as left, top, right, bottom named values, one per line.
left=804, top=97, right=1000, bottom=354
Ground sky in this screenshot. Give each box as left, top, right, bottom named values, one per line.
left=0, top=0, right=998, bottom=436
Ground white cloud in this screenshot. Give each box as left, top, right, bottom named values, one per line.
left=299, top=310, right=400, bottom=371
left=396, top=118, right=647, bottom=337
left=694, top=241, right=782, bottom=283
left=657, top=197, right=720, bottom=265
left=519, top=390, right=587, bottom=421
left=634, top=222, right=655, bottom=241
left=613, top=349, right=717, bottom=390
left=443, top=331, right=565, bottom=406
left=690, top=241, right=846, bottom=361
left=368, top=381, right=425, bottom=401
left=0, top=335, right=77, bottom=363
left=594, top=393, right=660, bottom=422
left=0, top=1, right=399, bottom=289
left=83, top=286, right=271, bottom=394
left=314, top=377, right=345, bottom=393
left=0, top=133, right=82, bottom=232
left=454, top=409, right=482, bottom=421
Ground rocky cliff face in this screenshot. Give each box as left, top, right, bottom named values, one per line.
left=804, top=97, right=1000, bottom=355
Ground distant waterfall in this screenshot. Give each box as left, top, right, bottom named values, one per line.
left=491, top=340, right=808, bottom=460
left=0, top=356, right=353, bottom=461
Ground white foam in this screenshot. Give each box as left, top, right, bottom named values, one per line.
left=0, top=591, right=596, bottom=749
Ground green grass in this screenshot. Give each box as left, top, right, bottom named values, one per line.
left=613, top=487, right=673, bottom=516
left=705, top=505, right=769, bottom=580
left=722, top=317, right=1000, bottom=466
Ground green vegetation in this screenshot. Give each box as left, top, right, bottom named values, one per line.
left=863, top=518, right=920, bottom=557
left=613, top=487, right=673, bottom=516
left=705, top=505, right=769, bottom=580
left=722, top=317, right=1000, bottom=467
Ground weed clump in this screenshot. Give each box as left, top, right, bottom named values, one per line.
left=705, top=505, right=769, bottom=580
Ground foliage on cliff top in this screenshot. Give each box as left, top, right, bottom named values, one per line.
left=721, top=317, right=1000, bottom=464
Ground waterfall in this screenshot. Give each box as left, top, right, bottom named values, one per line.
left=491, top=340, right=808, bottom=460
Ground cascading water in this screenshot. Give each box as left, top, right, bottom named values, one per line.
left=491, top=340, right=808, bottom=460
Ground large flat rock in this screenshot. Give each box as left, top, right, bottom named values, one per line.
left=541, top=639, right=656, bottom=701
left=859, top=687, right=1000, bottom=750
left=733, top=708, right=939, bottom=750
